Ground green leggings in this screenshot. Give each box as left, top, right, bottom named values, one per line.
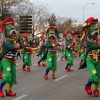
left=1, top=58, right=17, bottom=84
left=65, top=51, right=73, bottom=66
left=86, top=58, right=100, bottom=84
left=46, top=53, right=57, bottom=71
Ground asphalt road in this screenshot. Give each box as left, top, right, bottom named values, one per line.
left=0, top=53, right=100, bottom=100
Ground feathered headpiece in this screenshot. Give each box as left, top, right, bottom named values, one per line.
left=46, top=26, right=58, bottom=38
left=63, top=30, right=74, bottom=41
left=81, top=17, right=99, bottom=42
left=1, top=17, right=14, bottom=32
left=1, top=17, right=16, bottom=38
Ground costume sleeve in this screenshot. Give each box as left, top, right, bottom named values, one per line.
left=46, top=41, right=53, bottom=48
left=38, top=45, right=46, bottom=56
left=5, top=41, right=15, bottom=50
left=87, top=41, right=100, bottom=49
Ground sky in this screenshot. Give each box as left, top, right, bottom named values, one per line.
left=30, top=0, right=99, bottom=23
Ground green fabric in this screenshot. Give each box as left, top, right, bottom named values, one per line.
left=86, top=41, right=100, bottom=55
left=23, top=44, right=32, bottom=54
left=46, top=41, right=57, bottom=71
left=1, top=59, right=17, bottom=84
left=65, top=51, right=73, bottom=66
left=80, top=52, right=86, bottom=61
left=46, top=41, right=53, bottom=49
left=38, top=45, right=46, bottom=56
left=39, top=51, right=47, bottom=62
left=23, top=54, right=32, bottom=66
left=46, top=53, right=57, bottom=71
left=0, top=61, right=3, bottom=72
left=40, top=52, right=46, bottom=62
left=0, top=40, right=15, bottom=60
left=62, top=48, right=66, bottom=57
left=86, top=58, right=100, bottom=84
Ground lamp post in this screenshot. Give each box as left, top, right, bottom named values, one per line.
left=83, top=3, right=95, bottom=23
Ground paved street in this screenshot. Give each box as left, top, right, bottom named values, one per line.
left=0, top=53, right=100, bottom=100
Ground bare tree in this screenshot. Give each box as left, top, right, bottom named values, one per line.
left=56, top=16, right=73, bottom=33
left=9, top=2, right=51, bottom=36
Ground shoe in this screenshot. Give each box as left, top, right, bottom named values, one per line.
left=44, top=63, right=47, bottom=67
left=0, top=89, right=4, bottom=97
left=42, top=63, right=47, bottom=67
left=0, top=74, right=3, bottom=79
left=38, top=62, right=41, bottom=66
left=93, top=90, right=99, bottom=97
left=69, top=68, right=73, bottom=71
left=85, top=85, right=92, bottom=95
left=44, top=74, right=48, bottom=79
left=80, top=62, right=84, bottom=66
left=74, top=55, right=77, bottom=57
left=65, top=68, right=70, bottom=72
left=60, top=58, right=63, bottom=61
left=22, top=67, right=26, bottom=71
left=65, top=68, right=73, bottom=72
left=65, top=58, right=68, bottom=61
left=27, top=68, right=31, bottom=72
left=6, top=90, right=16, bottom=96
left=52, top=74, right=56, bottom=79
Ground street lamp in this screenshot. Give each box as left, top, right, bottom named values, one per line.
left=83, top=3, right=95, bottom=23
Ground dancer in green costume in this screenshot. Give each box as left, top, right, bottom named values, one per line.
left=0, top=18, right=21, bottom=97
left=22, top=33, right=34, bottom=72
left=44, top=26, right=58, bottom=79
left=78, top=31, right=86, bottom=67
left=63, top=30, right=74, bottom=72
left=80, top=17, right=100, bottom=97
left=37, top=34, right=47, bottom=67
left=0, top=27, right=3, bottom=79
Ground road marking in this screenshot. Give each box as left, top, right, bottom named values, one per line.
left=54, top=75, right=68, bottom=81
left=13, top=94, right=28, bottom=100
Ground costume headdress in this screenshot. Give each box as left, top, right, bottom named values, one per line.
left=63, top=30, right=74, bottom=41
left=46, top=26, right=58, bottom=39
left=81, top=17, right=99, bottom=41
left=1, top=17, right=16, bottom=38
left=23, top=32, right=33, bottom=43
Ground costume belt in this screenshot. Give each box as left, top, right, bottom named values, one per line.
left=48, top=51, right=56, bottom=54
left=87, top=55, right=100, bottom=61
left=3, top=56, right=15, bottom=62
left=26, top=52, right=31, bottom=55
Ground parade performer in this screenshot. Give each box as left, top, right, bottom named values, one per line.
left=0, top=17, right=21, bottom=97
left=63, top=30, right=74, bottom=72
left=60, top=37, right=68, bottom=61
left=79, top=33, right=86, bottom=67
left=0, top=27, right=3, bottom=79
left=79, top=17, right=100, bottom=97
left=44, top=26, right=58, bottom=79
left=79, top=45, right=86, bottom=66
left=22, top=33, right=35, bottom=72
left=37, top=34, right=47, bottom=67
left=60, top=46, right=66, bottom=61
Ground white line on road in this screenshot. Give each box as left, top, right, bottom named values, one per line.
left=13, top=94, right=28, bottom=100
left=54, top=75, right=68, bottom=81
